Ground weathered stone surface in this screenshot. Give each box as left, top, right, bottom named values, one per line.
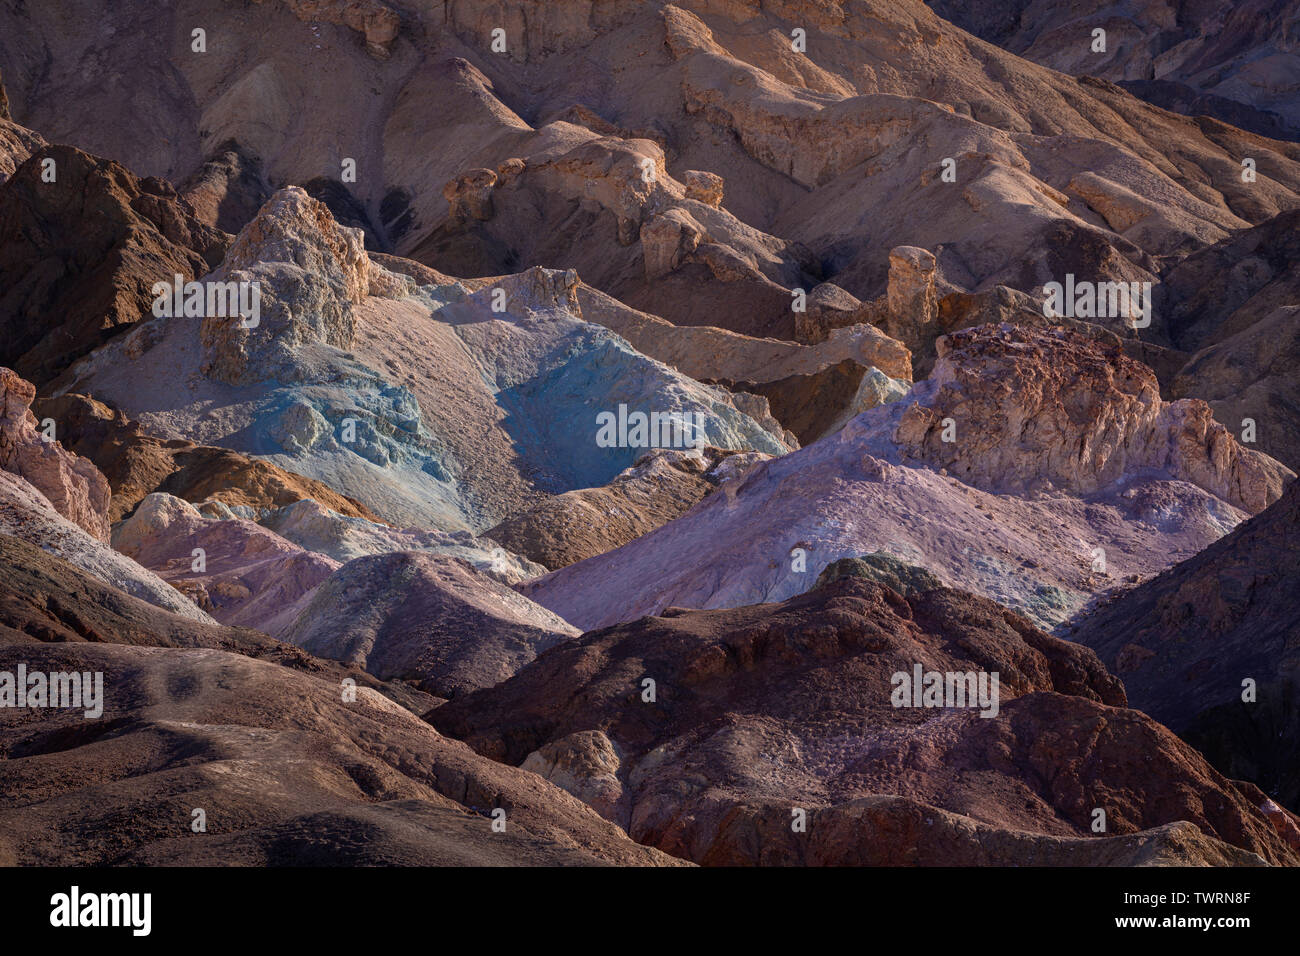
left=487, top=447, right=743, bottom=571
left=442, top=167, right=498, bottom=222
left=200, top=186, right=405, bottom=386
left=0, top=145, right=228, bottom=385
left=881, top=246, right=939, bottom=352
left=113, top=493, right=339, bottom=637
left=434, top=575, right=1298, bottom=866
left=890, top=324, right=1292, bottom=513
left=1162, top=209, right=1300, bottom=471
left=1069, top=480, right=1300, bottom=810
left=33, top=391, right=379, bottom=523
left=178, top=139, right=271, bottom=234
left=259, top=0, right=401, bottom=58
left=0, top=368, right=110, bottom=541
left=282, top=551, right=578, bottom=697
left=0, top=565, right=679, bottom=866
left=681, top=169, right=724, bottom=206
left=0, top=470, right=208, bottom=621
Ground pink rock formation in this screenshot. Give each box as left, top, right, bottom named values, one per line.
left=113, top=492, right=339, bottom=636
left=0, top=366, right=111, bottom=541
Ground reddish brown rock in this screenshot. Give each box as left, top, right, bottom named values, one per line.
left=0, top=145, right=228, bottom=386
left=432, top=574, right=1297, bottom=866
left=891, top=324, right=1292, bottom=513
left=0, top=534, right=678, bottom=866
left=1069, top=479, right=1300, bottom=810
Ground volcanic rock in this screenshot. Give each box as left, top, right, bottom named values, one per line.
left=1161, top=209, right=1300, bottom=471
left=0, top=470, right=208, bottom=622
left=487, top=447, right=740, bottom=571
left=522, top=323, right=1284, bottom=632
left=433, top=575, right=1298, bottom=866
left=32, top=391, right=377, bottom=524
left=885, top=324, right=1291, bottom=513
left=113, top=494, right=340, bottom=637
left=0, top=636, right=679, bottom=866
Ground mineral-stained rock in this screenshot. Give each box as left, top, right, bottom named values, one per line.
left=255, top=498, right=543, bottom=584
left=200, top=186, right=405, bottom=386
left=640, top=208, right=705, bottom=279
left=432, top=575, right=1298, bottom=866
left=881, top=246, right=939, bottom=353
left=520, top=731, right=628, bottom=826
left=793, top=282, right=866, bottom=344
left=0, top=368, right=111, bottom=541
left=1069, top=480, right=1300, bottom=810
left=0, top=117, right=42, bottom=185
left=681, top=169, right=724, bottom=207
left=442, top=167, right=498, bottom=223
left=0, top=470, right=208, bottom=621
left=281, top=551, right=579, bottom=697
left=888, top=324, right=1291, bottom=513
left=113, top=493, right=340, bottom=637
left=0, top=145, right=228, bottom=385
left=487, top=448, right=741, bottom=571
left=258, top=0, right=402, bottom=59
left=32, top=391, right=379, bottom=524
left=714, top=360, right=910, bottom=446
left=815, top=552, right=947, bottom=596
left=521, top=322, right=1285, bottom=634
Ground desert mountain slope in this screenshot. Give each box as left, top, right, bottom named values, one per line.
left=3, top=1, right=1298, bottom=346
left=523, top=324, right=1291, bottom=632
left=927, top=0, right=1300, bottom=139
left=433, top=572, right=1299, bottom=866
left=0, top=638, right=681, bottom=866
left=282, top=551, right=580, bottom=697
left=58, top=186, right=789, bottom=532
left=1068, top=480, right=1300, bottom=810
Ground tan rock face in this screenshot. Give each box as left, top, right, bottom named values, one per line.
left=0, top=367, right=111, bottom=542
left=178, top=140, right=270, bottom=234
left=640, top=208, right=705, bottom=279
left=0, top=122, right=40, bottom=184
left=681, top=169, right=724, bottom=206
left=487, top=447, right=738, bottom=571
left=882, top=246, right=939, bottom=352
left=443, top=167, right=498, bottom=222
left=200, top=186, right=401, bottom=385
left=261, top=0, right=401, bottom=58
left=521, top=731, right=629, bottom=826
left=893, top=324, right=1292, bottom=513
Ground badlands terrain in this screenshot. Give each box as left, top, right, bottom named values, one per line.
left=0, top=0, right=1297, bottom=867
